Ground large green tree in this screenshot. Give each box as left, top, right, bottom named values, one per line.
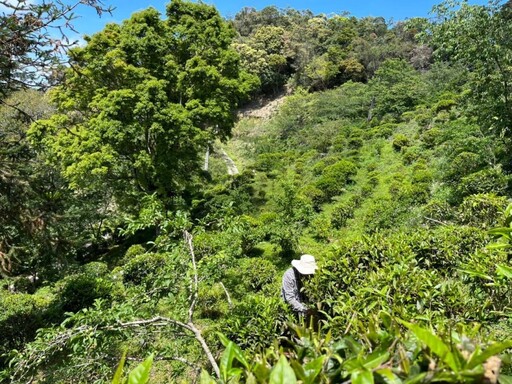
left=31, top=0, right=257, bottom=211
left=0, top=90, right=104, bottom=279
left=432, top=0, right=512, bottom=137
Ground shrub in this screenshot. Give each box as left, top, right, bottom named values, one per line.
left=368, top=123, right=396, bottom=139
left=228, top=258, right=277, bottom=295
left=444, top=151, right=483, bottom=182
left=311, top=156, right=341, bottom=175
left=392, top=133, right=410, bottom=151
left=309, top=214, right=331, bottom=241
left=456, top=167, right=509, bottom=200
left=123, top=253, right=167, bottom=286
left=298, top=184, right=325, bottom=211
left=331, top=201, right=355, bottom=229
left=434, top=98, right=457, bottom=113
left=0, top=292, right=53, bottom=365
left=315, top=160, right=357, bottom=200
left=57, top=262, right=113, bottom=313
left=222, top=294, right=284, bottom=351
left=120, top=244, right=146, bottom=266
left=422, top=199, right=456, bottom=224
left=197, top=283, right=229, bottom=319
left=421, top=127, right=443, bottom=148
left=367, top=171, right=379, bottom=187
left=414, top=112, right=432, bottom=127
left=363, top=198, right=407, bottom=232
left=457, top=193, right=508, bottom=229
left=402, top=145, right=423, bottom=164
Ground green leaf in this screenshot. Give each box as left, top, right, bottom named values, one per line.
left=466, top=340, right=512, bottom=369
left=217, top=332, right=231, bottom=348
left=218, top=333, right=249, bottom=368
left=200, top=369, right=216, bottom=384
left=351, top=369, right=374, bottom=384
left=269, top=356, right=297, bottom=384
left=111, top=350, right=127, bottom=384
left=290, top=360, right=307, bottom=382
left=363, top=351, right=390, bottom=370
left=403, top=372, right=427, bottom=384
left=488, top=227, right=512, bottom=237
left=487, top=243, right=511, bottom=250
left=303, top=356, right=326, bottom=383
left=399, top=320, right=460, bottom=372
left=497, top=265, right=512, bottom=279
left=252, top=361, right=271, bottom=382
left=127, top=354, right=153, bottom=384
left=246, top=372, right=258, bottom=384
left=376, top=368, right=402, bottom=384
left=458, top=268, right=494, bottom=280
left=220, top=341, right=236, bottom=382
left=499, top=374, right=512, bottom=384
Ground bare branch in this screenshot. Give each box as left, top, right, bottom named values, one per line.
left=423, top=216, right=449, bottom=226
left=116, top=316, right=192, bottom=332
left=184, top=230, right=198, bottom=324
left=219, top=282, right=233, bottom=309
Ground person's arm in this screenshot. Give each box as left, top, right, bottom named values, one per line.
left=282, top=271, right=307, bottom=314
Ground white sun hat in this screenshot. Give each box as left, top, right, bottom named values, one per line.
left=291, top=254, right=318, bottom=275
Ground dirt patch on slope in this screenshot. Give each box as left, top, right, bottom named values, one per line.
left=238, top=93, right=287, bottom=120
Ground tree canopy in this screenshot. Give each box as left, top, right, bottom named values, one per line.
left=31, top=1, right=258, bottom=211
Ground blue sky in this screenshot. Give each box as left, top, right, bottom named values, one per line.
left=73, top=0, right=489, bottom=37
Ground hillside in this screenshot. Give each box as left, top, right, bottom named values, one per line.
left=2, top=0, right=512, bottom=383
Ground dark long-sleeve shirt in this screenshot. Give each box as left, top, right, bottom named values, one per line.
left=281, top=267, right=307, bottom=314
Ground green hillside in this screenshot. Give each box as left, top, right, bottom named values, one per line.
left=2, top=0, right=512, bottom=383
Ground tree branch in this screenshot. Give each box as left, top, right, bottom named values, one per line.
left=220, top=282, right=233, bottom=309
left=184, top=230, right=199, bottom=324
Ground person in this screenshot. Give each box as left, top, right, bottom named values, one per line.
left=281, top=254, right=318, bottom=317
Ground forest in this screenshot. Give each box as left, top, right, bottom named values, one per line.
left=2, top=0, right=512, bottom=382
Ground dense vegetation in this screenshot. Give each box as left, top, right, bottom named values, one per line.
left=2, top=0, right=512, bottom=383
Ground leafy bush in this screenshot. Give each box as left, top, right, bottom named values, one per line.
left=434, top=98, right=457, bottom=113
left=402, top=145, right=422, bottom=164
left=362, top=198, right=407, bottom=232
left=444, top=151, right=484, bottom=182
left=392, top=133, right=410, bottom=151
left=457, top=193, right=508, bottom=228
left=422, top=199, right=456, bottom=224
left=331, top=201, right=356, bottom=229
left=227, top=258, right=277, bottom=296
left=57, top=262, right=114, bottom=313
left=0, top=292, right=54, bottom=366
left=221, top=294, right=285, bottom=351
left=368, top=123, right=396, bottom=138
left=197, top=283, right=230, bottom=319
left=123, top=253, right=167, bottom=286
left=298, top=184, right=325, bottom=211
left=315, top=160, right=357, bottom=201
left=120, top=244, right=146, bottom=265
left=421, top=127, right=443, bottom=147
left=309, top=214, right=332, bottom=241
left=456, top=167, right=509, bottom=200
left=206, top=320, right=512, bottom=384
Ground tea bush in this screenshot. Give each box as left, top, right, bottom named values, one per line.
left=0, top=292, right=54, bottom=367
left=123, top=253, right=167, bottom=286
left=456, top=167, right=509, bottom=200
left=331, top=201, right=356, bottom=229
left=315, top=160, right=357, bottom=201
left=56, top=262, right=114, bottom=313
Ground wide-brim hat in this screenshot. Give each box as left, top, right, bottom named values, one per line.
left=292, top=254, right=318, bottom=275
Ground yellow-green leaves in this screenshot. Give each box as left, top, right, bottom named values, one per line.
left=269, top=356, right=297, bottom=384
left=111, top=353, right=154, bottom=384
